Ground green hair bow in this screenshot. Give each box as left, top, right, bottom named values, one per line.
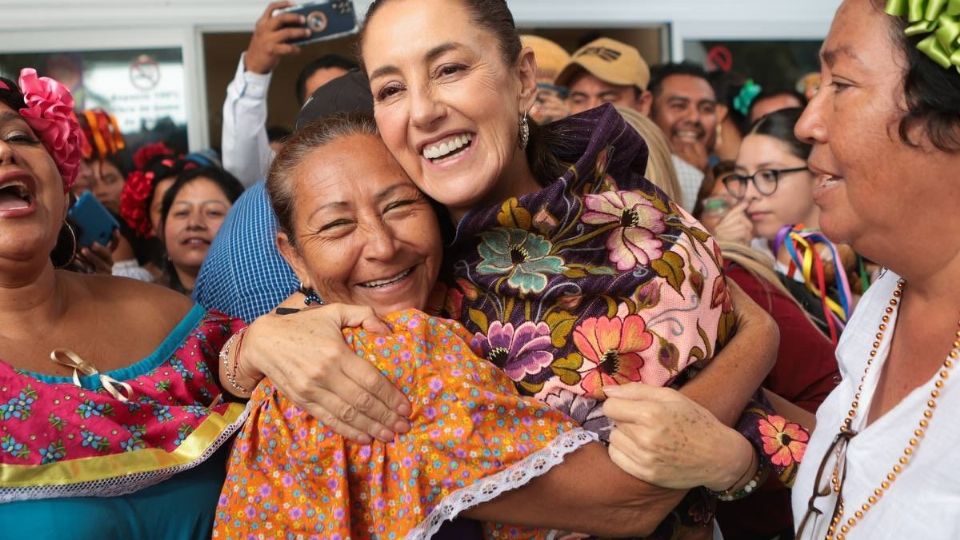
left=733, top=79, right=762, bottom=117
left=885, top=0, right=960, bottom=72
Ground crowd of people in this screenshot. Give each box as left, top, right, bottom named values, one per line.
left=1, top=0, right=958, bottom=538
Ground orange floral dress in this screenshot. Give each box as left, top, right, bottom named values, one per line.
left=213, top=310, right=595, bottom=539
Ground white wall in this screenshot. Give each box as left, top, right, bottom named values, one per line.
left=0, top=0, right=841, bottom=148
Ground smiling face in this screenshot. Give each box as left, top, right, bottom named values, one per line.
left=735, top=134, right=818, bottom=240
left=650, top=74, right=719, bottom=153
left=277, top=133, right=442, bottom=316
left=161, top=177, right=231, bottom=282
left=794, top=0, right=960, bottom=266
left=0, top=104, right=67, bottom=268
left=361, top=0, right=540, bottom=222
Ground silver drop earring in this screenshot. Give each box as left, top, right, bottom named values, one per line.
left=518, top=111, right=530, bottom=151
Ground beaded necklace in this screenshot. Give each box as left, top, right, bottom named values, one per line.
left=825, top=278, right=960, bottom=540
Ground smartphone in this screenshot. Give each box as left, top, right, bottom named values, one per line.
left=68, top=192, right=119, bottom=248
left=273, top=0, right=359, bottom=46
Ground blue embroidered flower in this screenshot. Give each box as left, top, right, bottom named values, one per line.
left=183, top=405, right=208, bottom=418
left=175, top=423, right=194, bottom=445
left=151, top=404, right=175, bottom=422
left=120, top=437, right=146, bottom=452
left=75, top=399, right=114, bottom=419
left=477, top=228, right=564, bottom=294
left=0, top=386, right=37, bottom=421
left=38, top=441, right=66, bottom=464
left=48, top=413, right=64, bottom=431
left=79, top=430, right=110, bottom=453
left=169, top=357, right=193, bottom=381
left=1, top=435, right=29, bottom=459
left=154, top=380, right=172, bottom=392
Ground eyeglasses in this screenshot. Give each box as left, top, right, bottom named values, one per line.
left=722, top=166, right=809, bottom=198
left=795, top=429, right=857, bottom=539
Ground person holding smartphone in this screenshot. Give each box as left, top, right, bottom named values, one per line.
left=221, top=1, right=358, bottom=187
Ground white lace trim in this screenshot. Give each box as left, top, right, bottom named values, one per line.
left=405, top=428, right=598, bottom=540
left=0, top=407, right=248, bottom=503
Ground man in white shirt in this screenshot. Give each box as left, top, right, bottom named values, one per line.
left=221, top=1, right=357, bottom=186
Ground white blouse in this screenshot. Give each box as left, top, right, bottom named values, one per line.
left=792, top=271, right=960, bottom=539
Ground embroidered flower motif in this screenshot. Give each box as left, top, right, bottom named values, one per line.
left=471, top=320, right=554, bottom=382
left=38, top=441, right=66, bottom=464
left=582, top=191, right=667, bottom=271
left=75, top=399, right=114, bottom=419
left=79, top=430, right=110, bottom=453
left=574, top=314, right=654, bottom=398
left=542, top=389, right=611, bottom=437
left=0, top=386, right=37, bottom=421
left=14, top=69, right=83, bottom=190
left=1, top=434, right=30, bottom=459
left=758, top=415, right=809, bottom=466
left=477, top=228, right=564, bottom=294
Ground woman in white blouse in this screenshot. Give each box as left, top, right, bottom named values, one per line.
left=602, top=0, right=960, bottom=537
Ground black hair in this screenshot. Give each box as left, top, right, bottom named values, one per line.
left=877, top=2, right=960, bottom=152
left=648, top=62, right=711, bottom=97
left=267, top=125, right=292, bottom=143
left=748, top=88, right=807, bottom=121
left=159, top=166, right=244, bottom=293
left=708, top=70, right=750, bottom=135
left=361, top=0, right=567, bottom=185
left=295, top=54, right=359, bottom=105
left=748, top=107, right=811, bottom=161
left=0, top=76, right=26, bottom=112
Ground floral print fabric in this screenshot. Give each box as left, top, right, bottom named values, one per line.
left=214, top=310, right=595, bottom=540
left=442, top=105, right=808, bottom=536
left=444, top=104, right=732, bottom=434
left=0, top=307, right=245, bottom=501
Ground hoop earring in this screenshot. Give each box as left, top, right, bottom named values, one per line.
left=518, top=111, right=530, bottom=151
left=299, top=284, right=323, bottom=306
left=52, top=220, right=79, bottom=269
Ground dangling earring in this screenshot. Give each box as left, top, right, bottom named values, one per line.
left=518, top=111, right=530, bottom=151
left=299, top=284, right=323, bottom=306
left=52, top=220, right=78, bottom=269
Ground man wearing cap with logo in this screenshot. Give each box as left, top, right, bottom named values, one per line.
left=555, top=37, right=652, bottom=116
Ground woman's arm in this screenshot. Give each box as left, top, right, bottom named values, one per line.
left=222, top=296, right=413, bottom=443
left=463, top=442, right=686, bottom=537
left=677, top=279, right=780, bottom=425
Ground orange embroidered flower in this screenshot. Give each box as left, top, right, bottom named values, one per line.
left=573, top=314, right=654, bottom=398
left=758, top=415, right=808, bottom=466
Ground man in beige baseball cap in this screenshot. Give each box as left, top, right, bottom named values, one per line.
left=555, top=37, right=652, bottom=116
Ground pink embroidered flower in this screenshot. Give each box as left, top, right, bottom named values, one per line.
left=574, top=314, right=654, bottom=398
left=15, top=69, right=83, bottom=190
left=471, top=320, right=554, bottom=383
left=758, top=415, right=808, bottom=467
left=582, top=191, right=667, bottom=271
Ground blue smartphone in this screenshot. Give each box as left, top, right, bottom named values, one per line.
left=68, top=192, right=119, bottom=248
left=274, top=0, right=359, bottom=46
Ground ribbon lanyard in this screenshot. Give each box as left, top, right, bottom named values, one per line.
left=49, top=349, right=134, bottom=403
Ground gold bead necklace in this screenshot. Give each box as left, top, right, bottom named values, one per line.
left=825, top=278, right=960, bottom=540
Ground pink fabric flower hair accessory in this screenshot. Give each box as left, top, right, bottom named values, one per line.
left=0, top=68, right=83, bottom=191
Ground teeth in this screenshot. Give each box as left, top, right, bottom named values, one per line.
left=422, top=134, right=472, bottom=160
left=360, top=268, right=413, bottom=288
left=0, top=181, right=31, bottom=201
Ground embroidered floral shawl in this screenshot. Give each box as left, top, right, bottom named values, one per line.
left=443, top=104, right=733, bottom=434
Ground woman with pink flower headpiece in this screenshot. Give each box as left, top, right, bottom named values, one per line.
left=0, top=69, right=247, bottom=539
